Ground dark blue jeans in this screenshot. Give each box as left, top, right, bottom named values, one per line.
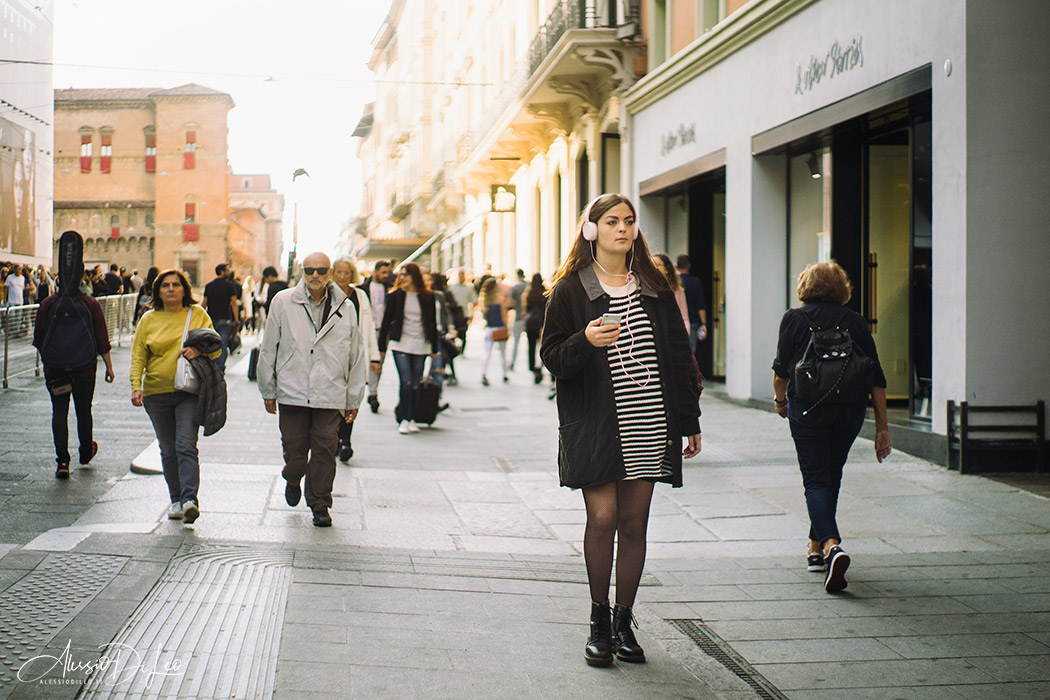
left=392, top=350, right=427, bottom=421
left=788, top=400, right=866, bottom=545
left=143, top=391, right=201, bottom=505
left=213, top=319, right=232, bottom=373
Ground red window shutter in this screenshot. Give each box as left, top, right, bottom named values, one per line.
left=185, top=203, right=196, bottom=220
left=145, top=133, right=157, bottom=173
left=185, top=130, right=196, bottom=144
left=99, top=134, right=112, bottom=173
left=111, top=228, right=120, bottom=240
left=182, top=223, right=199, bottom=242
left=184, top=151, right=196, bottom=169
left=80, top=134, right=92, bottom=173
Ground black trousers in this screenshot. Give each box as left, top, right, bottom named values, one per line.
left=49, top=369, right=97, bottom=465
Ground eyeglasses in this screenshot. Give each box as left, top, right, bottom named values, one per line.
left=303, top=267, right=329, bottom=276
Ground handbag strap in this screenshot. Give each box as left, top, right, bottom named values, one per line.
left=181, top=307, right=193, bottom=348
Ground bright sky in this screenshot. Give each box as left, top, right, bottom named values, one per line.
left=52, top=0, right=391, bottom=263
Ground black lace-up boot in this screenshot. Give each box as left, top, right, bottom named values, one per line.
left=584, top=601, right=613, bottom=667
left=612, top=603, right=646, bottom=662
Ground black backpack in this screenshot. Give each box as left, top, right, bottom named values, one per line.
left=41, top=295, right=97, bottom=372
left=793, top=308, right=875, bottom=413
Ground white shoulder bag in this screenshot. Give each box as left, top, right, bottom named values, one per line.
left=174, top=308, right=200, bottom=394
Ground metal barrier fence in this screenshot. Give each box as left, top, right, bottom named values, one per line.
left=1, top=293, right=138, bottom=388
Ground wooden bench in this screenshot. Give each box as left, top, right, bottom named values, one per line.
left=947, top=400, right=1045, bottom=474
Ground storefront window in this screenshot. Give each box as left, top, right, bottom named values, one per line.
left=788, top=147, right=831, bottom=306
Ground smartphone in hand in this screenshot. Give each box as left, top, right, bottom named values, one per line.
left=600, top=313, right=622, bottom=326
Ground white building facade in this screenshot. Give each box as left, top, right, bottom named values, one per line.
left=624, top=0, right=1050, bottom=460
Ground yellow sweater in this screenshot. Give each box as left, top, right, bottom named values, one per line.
left=130, top=305, right=217, bottom=396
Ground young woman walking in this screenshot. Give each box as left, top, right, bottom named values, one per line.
left=541, top=193, right=702, bottom=667
left=523, top=273, right=548, bottom=385
left=378, top=262, right=439, bottom=434
left=478, top=277, right=509, bottom=386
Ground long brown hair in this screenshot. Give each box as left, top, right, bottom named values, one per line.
left=653, top=253, right=680, bottom=292
left=395, top=262, right=432, bottom=301
left=151, top=269, right=197, bottom=310
left=549, top=193, right=668, bottom=295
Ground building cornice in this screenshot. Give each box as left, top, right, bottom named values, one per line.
left=623, top=0, right=819, bottom=114
left=55, top=200, right=155, bottom=209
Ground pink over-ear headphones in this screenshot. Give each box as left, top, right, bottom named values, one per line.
left=581, top=195, right=640, bottom=242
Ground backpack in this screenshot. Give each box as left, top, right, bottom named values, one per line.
left=793, top=308, right=875, bottom=413
left=41, top=295, right=97, bottom=372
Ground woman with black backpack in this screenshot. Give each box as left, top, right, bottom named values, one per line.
left=33, top=231, right=115, bottom=479
left=772, top=260, right=892, bottom=593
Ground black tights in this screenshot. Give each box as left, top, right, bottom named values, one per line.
left=581, top=479, right=654, bottom=607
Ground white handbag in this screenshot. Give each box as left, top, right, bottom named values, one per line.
left=174, top=308, right=200, bottom=394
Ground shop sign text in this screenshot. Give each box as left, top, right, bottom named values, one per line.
left=795, top=36, right=864, bottom=95
left=661, top=123, right=696, bottom=157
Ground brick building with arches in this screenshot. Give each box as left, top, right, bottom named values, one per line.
left=53, top=84, right=237, bottom=287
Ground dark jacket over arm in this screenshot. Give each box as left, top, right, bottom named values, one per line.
left=185, top=328, right=227, bottom=436
left=377, top=288, right=439, bottom=354
left=540, top=267, right=700, bottom=489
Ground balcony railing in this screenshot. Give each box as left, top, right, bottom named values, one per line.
left=528, top=1, right=583, bottom=76
left=467, top=0, right=622, bottom=165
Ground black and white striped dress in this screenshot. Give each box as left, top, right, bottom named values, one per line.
left=603, top=281, right=670, bottom=481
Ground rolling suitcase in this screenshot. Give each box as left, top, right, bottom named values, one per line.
left=247, top=346, right=260, bottom=381
left=414, top=375, right=441, bottom=425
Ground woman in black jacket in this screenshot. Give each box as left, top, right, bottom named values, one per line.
left=772, top=260, right=892, bottom=593
left=378, top=262, right=439, bottom=434
left=541, top=193, right=702, bottom=668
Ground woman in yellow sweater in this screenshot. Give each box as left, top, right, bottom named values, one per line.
left=130, top=269, right=215, bottom=524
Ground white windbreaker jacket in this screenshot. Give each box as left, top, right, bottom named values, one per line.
left=258, top=279, right=367, bottom=411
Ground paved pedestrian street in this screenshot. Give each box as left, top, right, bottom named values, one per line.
left=1, top=337, right=1049, bottom=699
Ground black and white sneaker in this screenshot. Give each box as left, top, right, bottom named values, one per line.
left=824, top=546, right=850, bottom=592
left=807, top=553, right=826, bottom=572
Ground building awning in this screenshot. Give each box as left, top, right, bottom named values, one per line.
left=400, top=231, right=443, bottom=266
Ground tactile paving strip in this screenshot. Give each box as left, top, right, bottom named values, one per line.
left=0, top=553, right=126, bottom=688
left=80, top=544, right=292, bottom=700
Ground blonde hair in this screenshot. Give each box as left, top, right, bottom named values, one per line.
left=797, top=260, right=852, bottom=305
left=332, top=256, right=361, bottom=285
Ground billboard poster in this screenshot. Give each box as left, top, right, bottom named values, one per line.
left=0, top=116, right=37, bottom=257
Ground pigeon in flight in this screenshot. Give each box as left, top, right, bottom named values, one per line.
left=292, top=168, right=310, bottom=181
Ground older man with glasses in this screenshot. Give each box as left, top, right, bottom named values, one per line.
left=257, top=252, right=368, bottom=527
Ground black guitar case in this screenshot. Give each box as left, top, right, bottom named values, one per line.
left=56, top=230, right=85, bottom=296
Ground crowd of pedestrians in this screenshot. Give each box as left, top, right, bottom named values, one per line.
left=25, top=195, right=895, bottom=670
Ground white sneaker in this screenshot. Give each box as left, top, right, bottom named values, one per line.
left=167, top=502, right=184, bottom=520
left=182, top=501, right=200, bottom=524
left=399, top=420, right=413, bottom=434
left=407, top=421, right=421, bottom=433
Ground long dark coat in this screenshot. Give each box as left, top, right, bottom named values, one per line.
left=540, top=266, right=700, bottom=489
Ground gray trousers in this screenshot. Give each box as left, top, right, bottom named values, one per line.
left=278, top=404, right=342, bottom=509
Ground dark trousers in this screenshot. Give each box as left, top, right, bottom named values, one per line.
left=788, top=400, right=866, bottom=545
left=213, top=319, right=232, bottom=373
left=392, top=350, right=426, bottom=421
left=143, top=391, right=201, bottom=505
left=49, top=369, right=96, bottom=465
left=526, top=331, right=540, bottom=372
left=279, top=404, right=342, bottom=509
